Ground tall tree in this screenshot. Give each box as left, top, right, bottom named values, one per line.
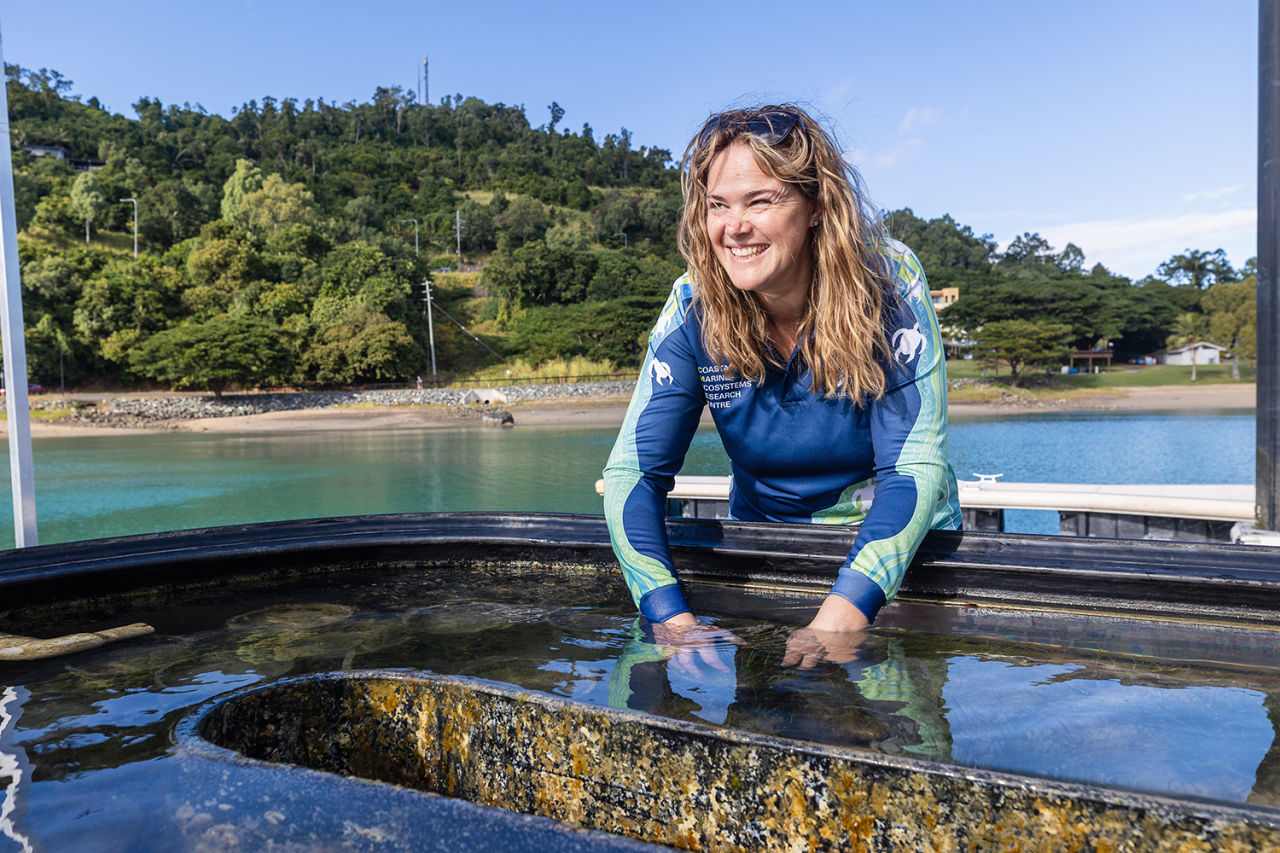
left=1166, top=312, right=1212, bottom=381
left=1158, top=248, right=1234, bottom=289
left=976, top=319, right=1073, bottom=386
left=69, top=171, right=107, bottom=245
left=1202, top=277, right=1257, bottom=380
left=220, top=158, right=263, bottom=226
left=130, top=315, right=289, bottom=396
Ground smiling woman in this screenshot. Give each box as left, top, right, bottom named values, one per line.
left=602, top=104, right=962, bottom=658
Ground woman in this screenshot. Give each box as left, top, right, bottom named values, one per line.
left=603, top=105, right=960, bottom=644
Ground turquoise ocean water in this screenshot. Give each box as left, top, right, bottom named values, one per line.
left=0, top=408, right=1254, bottom=548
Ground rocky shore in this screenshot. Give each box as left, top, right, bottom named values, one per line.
left=5, top=382, right=638, bottom=430
left=0, top=378, right=1255, bottom=434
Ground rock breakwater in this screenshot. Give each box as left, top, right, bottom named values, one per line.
left=4, top=381, right=638, bottom=429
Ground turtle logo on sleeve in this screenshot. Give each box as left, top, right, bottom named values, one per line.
left=654, top=308, right=674, bottom=337
left=651, top=359, right=674, bottom=385
left=903, top=275, right=926, bottom=305
left=892, top=323, right=926, bottom=365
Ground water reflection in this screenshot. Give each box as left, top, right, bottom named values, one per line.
left=600, top=613, right=1278, bottom=802
left=1, top=686, right=36, bottom=853
left=944, top=657, right=1274, bottom=801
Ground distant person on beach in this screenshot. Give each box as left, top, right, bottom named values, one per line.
left=603, top=104, right=960, bottom=662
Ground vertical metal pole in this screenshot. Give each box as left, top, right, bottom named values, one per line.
left=400, top=218, right=418, bottom=254
left=1260, top=0, right=1280, bottom=528
left=119, top=198, right=137, bottom=258
left=0, top=23, right=38, bottom=547
left=455, top=209, right=462, bottom=257
left=424, top=279, right=438, bottom=386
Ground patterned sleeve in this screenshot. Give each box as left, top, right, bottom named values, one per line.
left=603, top=278, right=707, bottom=622
left=828, top=242, right=961, bottom=621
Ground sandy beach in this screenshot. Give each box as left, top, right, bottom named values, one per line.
left=11, top=383, right=1254, bottom=439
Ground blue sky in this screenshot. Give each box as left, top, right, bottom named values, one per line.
left=2, top=1, right=1258, bottom=280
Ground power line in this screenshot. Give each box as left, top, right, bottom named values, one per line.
left=429, top=298, right=507, bottom=363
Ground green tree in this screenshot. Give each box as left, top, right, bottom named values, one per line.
left=998, top=232, right=1055, bottom=268
left=239, top=173, right=319, bottom=235
left=31, top=193, right=77, bottom=236
left=301, top=304, right=420, bottom=384
left=1202, top=276, right=1256, bottom=379
left=1158, top=248, right=1235, bottom=289
left=12, top=171, right=38, bottom=230
left=181, top=222, right=270, bottom=319
left=506, top=296, right=660, bottom=366
left=1166, top=312, right=1212, bottom=382
left=884, top=208, right=995, bottom=277
left=69, top=171, right=107, bottom=245
left=130, top=315, right=289, bottom=396
left=139, top=180, right=207, bottom=248
left=220, top=158, right=263, bottom=226
left=500, top=195, right=549, bottom=245
left=74, top=255, right=183, bottom=371
left=976, top=319, right=1073, bottom=386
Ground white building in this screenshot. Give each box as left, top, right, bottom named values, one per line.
left=1156, top=342, right=1226, bottom=366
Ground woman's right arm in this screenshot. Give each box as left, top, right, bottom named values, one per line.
left=603, top=281, right=706, bottom=623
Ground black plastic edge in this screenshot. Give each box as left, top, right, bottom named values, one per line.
left=0, top=512, right=1277, bottom=622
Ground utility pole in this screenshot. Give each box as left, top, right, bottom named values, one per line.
left=119, top=197, right=138, bottom=258
left=400, top=218, right=419, bottom=254
left=422, top=279, right=438, bottom=386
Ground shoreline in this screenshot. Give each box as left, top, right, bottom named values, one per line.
left=10, top=383, right=1255, bottom=438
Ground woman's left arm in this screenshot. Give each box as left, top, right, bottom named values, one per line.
left=823, top=246, right=960, bottom=629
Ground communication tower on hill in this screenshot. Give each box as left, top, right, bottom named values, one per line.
left=420, top=54, right=430, bottom=147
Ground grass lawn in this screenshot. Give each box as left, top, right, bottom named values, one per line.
left=946, top=359, right=1254, bottom=388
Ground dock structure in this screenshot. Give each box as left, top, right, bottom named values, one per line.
left=595, top=476, right=1258, bottom=544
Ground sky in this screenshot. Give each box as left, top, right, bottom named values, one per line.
left=1, top=0, right=1260, bottom=280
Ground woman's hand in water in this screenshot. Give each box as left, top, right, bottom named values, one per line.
left=783, top=595, right=869, bottom=669
left=652, top=614, right=742, bottom=679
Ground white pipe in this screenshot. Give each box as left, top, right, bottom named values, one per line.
left=594, top=477, right=1256, bottom=523
left=0, top=22, right=37, bottom=547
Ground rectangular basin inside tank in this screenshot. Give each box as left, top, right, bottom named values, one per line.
left=0, top=512, right=1278, bottom=851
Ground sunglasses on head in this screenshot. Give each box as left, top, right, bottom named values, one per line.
left=696, top=108, right=801, bottom=151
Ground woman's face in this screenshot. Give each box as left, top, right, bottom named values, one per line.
left=705, top=141, right=817, bottom=312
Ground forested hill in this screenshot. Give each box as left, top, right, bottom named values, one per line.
left=6, top=65, right=1257, bottom=393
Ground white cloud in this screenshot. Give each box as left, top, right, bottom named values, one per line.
left=850, top=137, right=923, bottom=170
left=1032, top=208, right=1257, bottom=279
left=898, top=106, right=942, bottom=135
left=817, top=80, right=861, bottom=114
left=1181, top=185, right=1243, bottom=203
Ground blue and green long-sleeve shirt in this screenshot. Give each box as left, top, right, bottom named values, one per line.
left=603, top=239, right=961, bottom=623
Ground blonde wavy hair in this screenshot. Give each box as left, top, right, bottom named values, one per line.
left=678, top=104, right=893, bottom=401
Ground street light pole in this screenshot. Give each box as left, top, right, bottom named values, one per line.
left=400, top=218, right=419, bottom=255
left=423, top=278, right=438, bottom=385
left=119, top=197, right=137, bottom=258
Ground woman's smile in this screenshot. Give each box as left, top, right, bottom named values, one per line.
left=705, top=141, right=816, bottom=314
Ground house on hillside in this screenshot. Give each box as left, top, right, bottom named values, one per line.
left=16, top=144, right=105, bottom=171
left=931, top=287, right=959, bottom=312
left=18, top=144, right=68, bottom=159
left=1152, top=342, right=1226, bottom=366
